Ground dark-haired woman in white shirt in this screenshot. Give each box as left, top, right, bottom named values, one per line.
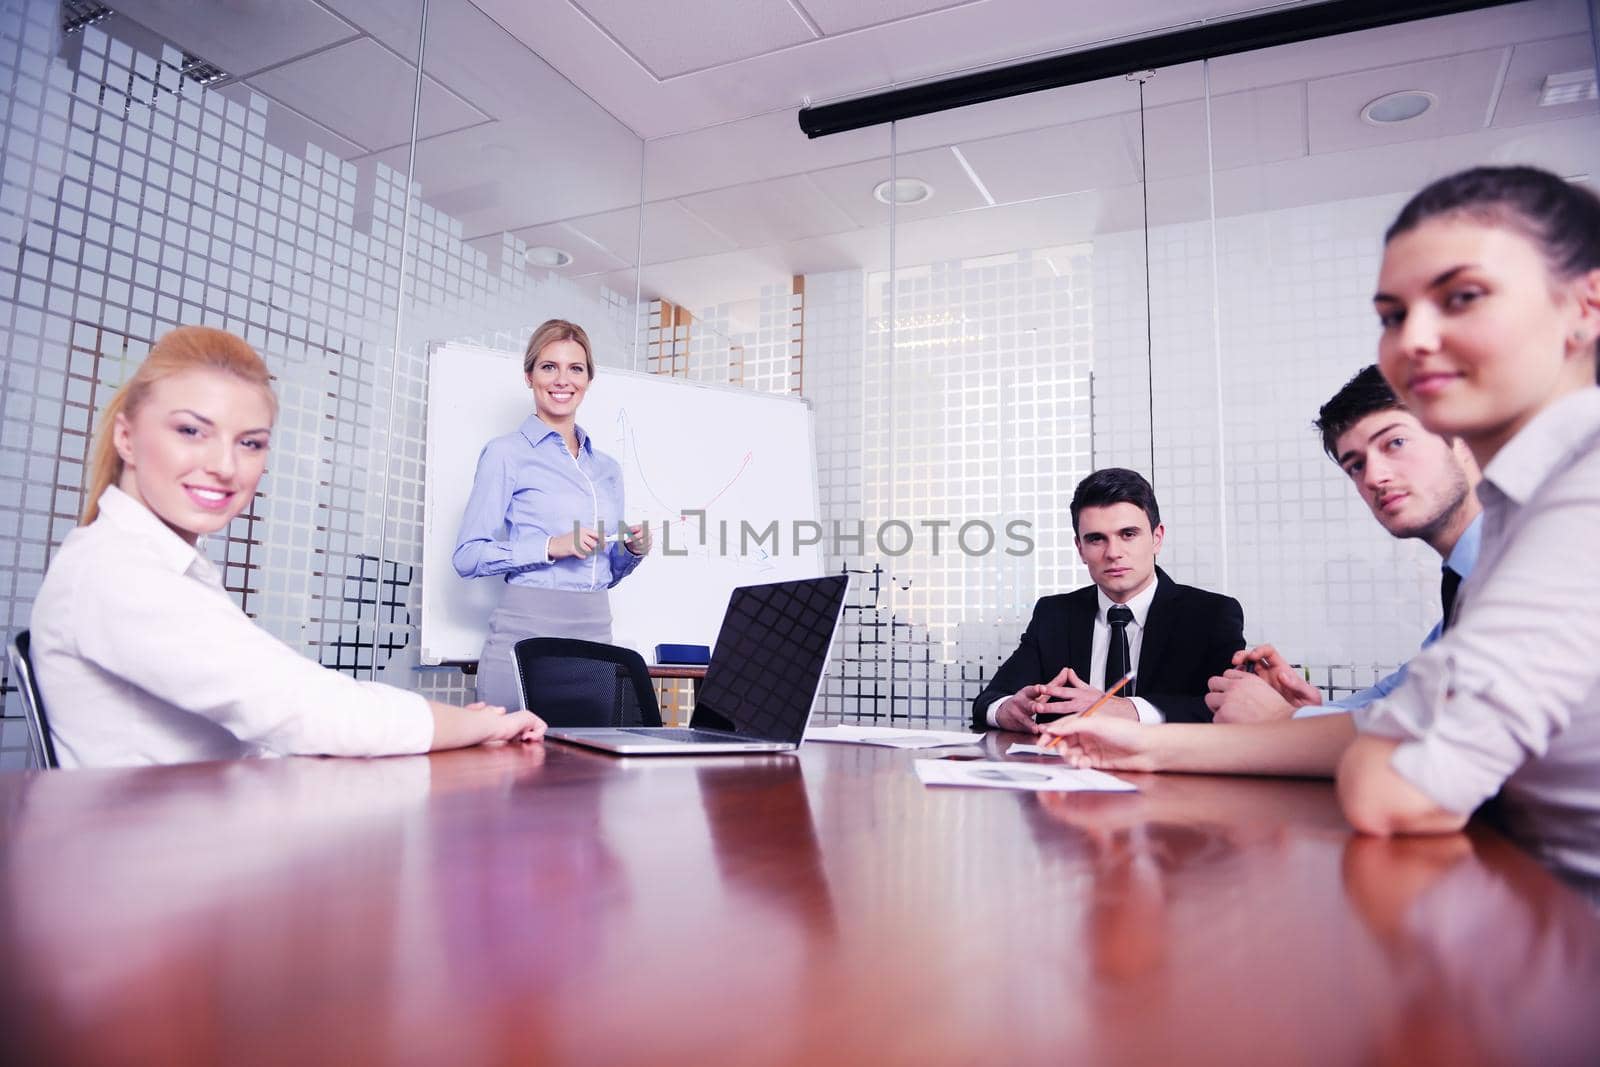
left=1045, top=166, right=1600, bottom=896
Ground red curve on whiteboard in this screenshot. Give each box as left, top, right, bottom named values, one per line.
left=617, top=408, right=753, bottom=515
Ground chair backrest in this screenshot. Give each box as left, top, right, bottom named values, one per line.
left=512, top=637, right=663, bottom=729
left=7, top=631, right=59, bottom=769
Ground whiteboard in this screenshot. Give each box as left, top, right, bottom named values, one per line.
left=421, top=342, right=823, bottom=665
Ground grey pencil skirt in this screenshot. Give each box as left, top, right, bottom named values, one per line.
left=475, top=585, right=613, bottom=710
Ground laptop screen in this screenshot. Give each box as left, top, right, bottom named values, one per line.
left=689, top=575, right=849, bottom=742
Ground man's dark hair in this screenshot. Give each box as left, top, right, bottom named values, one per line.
left=1314, top=365, right=1403, bottom=461
left=1070, top=468, right=1160, bottom=534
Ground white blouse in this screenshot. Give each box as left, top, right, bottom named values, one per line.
left=1356, top=387, right=1600, bottom=888
left=30, top=486, right=433, bottom=768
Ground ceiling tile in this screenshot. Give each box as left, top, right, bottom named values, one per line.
left=644, top=109, right=890, bottom=203
left=634, top=248, right=800, bottom=311
left=408, top=0, right=637, bottom=144
left=571, top=0, right=814, bottom=79
left=568, top=201, right=738, bottom=264
left=1131, top=85, right=1307, bottom=179
left=111, top=0, right=357, bottom=77
left=366, top=115, right=642, bottom=238
left=955, top=115, right=1140, bottom=206
left=505, top=221, right=632, bottom=275
left=247, top=37, right=490, bottom=152
left=797, top=0, right=975, bottom=36
left=1307, top=49, right=1509, bottom=155
left=477, top=0, right=1268, bottom=138
left=1207, top=0, right=1589, bottom=95
left=317, top=0, right=426, bottom=62
left=806, top=146, right=987, bottom=228
left=1491, top=34, right=1600, bottom=129
left=677, top=174, right=861, bottom=246
left=343, top=0, right=646, bottom=233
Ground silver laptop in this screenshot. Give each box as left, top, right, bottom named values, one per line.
left=547, top=574, right=848, bottom=755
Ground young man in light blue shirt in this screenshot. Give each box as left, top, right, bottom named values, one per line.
left=1208, top=364, right=1482, bottom=722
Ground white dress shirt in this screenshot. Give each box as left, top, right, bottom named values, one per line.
left=30, top=486, right=434, bottom=768
left=987, top=575, right=1165, bottom=725
left=1354, top=387, right=1600, bottom=888
left=1087, top=578, right=1164, bottom=723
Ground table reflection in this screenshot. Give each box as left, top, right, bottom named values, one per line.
left=1342, top=833, right=1600, bottom=1065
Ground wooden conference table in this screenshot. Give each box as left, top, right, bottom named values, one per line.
left=1, top=734, right=1597, bottom=1066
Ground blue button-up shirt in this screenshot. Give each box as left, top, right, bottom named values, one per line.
left=452, top=414, right=643, bottom=592
left=1295, top=513, right=1483, bottom=717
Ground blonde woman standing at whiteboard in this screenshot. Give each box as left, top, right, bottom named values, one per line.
left=453, top=319, right=652, bottom=709
left=30, top=325, right=546, bottom=768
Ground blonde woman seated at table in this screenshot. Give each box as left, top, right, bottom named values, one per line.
left=1043, top=166, right=1600, bottom=895
left=30, top=326, right=546, bottom=768
left=452, top=318, right=651, bottom=710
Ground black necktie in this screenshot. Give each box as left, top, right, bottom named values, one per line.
left=1105, top=605, right=1134, bottom=695
left=1440, top=566, right=1462, bottom=632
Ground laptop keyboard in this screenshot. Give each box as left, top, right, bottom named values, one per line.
left=621, top=728, right=740, bottom=743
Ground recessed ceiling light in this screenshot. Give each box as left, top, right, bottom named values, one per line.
left=1361, top=90, right=1435, bottom=125
left=873, top=177, right=933, bottom=205
left=1539, top=70, right=1598, bottom=107
left=525, top=245, right=573, bottom=268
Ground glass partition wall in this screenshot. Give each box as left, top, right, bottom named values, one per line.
left=0, top=0, right=443, bottom=764
left=2, top=0, right=1596, bottom=761
left=628, top=0, right=1599, bottom=726
left=634, top=117, right=892, bottom=720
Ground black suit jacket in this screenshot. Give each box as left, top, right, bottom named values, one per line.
left=972, top=567, right=1244, bottom=729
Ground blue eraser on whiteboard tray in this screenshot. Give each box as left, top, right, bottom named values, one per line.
left=655, top=643, right=711, bottom=666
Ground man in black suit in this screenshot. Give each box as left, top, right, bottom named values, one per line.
left=972, top=468, right=1244, bottom=732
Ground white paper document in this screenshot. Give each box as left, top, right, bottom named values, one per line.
left=1006, top=742, right=1058, bottom=756
left=806, top=725, right=984, bottom=749
left=914, top=759, right=1136, bottom=792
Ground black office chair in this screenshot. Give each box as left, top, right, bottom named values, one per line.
left=512, top=637, right=663, bottom=729
left=8, top=630, right=59, bottom=769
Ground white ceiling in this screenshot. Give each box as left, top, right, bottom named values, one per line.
left=568, top=0, right=819, bottom=79
left=247, top=37, right=491, bottom=152
left=98, top=0, right=1600, bottom=311
left=475, top=0, right=1279, bottom=138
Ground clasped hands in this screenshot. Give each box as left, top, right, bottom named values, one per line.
left=995, top=666, right=1138, bottom=734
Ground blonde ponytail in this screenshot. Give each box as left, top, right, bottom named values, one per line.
left=81, top=326, right=277, bottom=524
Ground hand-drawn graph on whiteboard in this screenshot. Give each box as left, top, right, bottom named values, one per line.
left=614, top=409, right=773, bottom=572
left=421, top=342, right=823, bottom=665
